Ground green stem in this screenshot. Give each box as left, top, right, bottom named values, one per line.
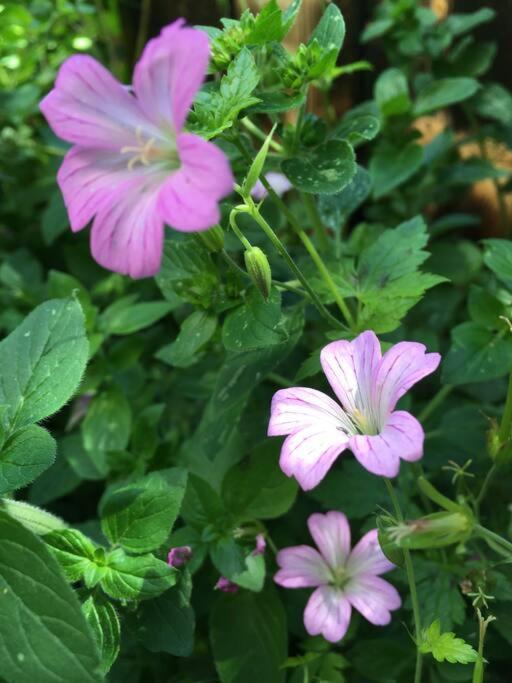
left=418, top=385, right=453, bottom=423
left=267, top=372, right=294, bottom=388
left=384, top=479, right=423, bottom=683
left=246, top=206, right=346, bottom=330
left=241, top=118, right=284, bottom=152
left=229, top=212, right=253, bottom=251
left=498, top=371, right=512, bottom=444
left=476, top=524, right=512, bottom=556
left=475, top=463, right=498, bottom=510
left=302, top=192, right=329, bottom=252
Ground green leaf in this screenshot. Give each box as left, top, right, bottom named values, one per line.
left=0, top=424, right=56, bottom=494
left=192, top=48, right=260, bottom=139
left=44, top=528, right=97, bottom=583
left=222, top=444, right=297, bottom=521
left=0, top=297, right=89, bottom=430
left=413, top=78, right=480, bottom=116
left=156, top=238, right=218, bottom=307
left=473, top=83, right=512, bottom=126
left=444, top=8, right=495, bottom=37
left=308, top=3, right=345, bottom=59
left=0, top=498, right=65, bottom=536
left=99, top=468, right=187, bottom=554
left=419, top=620, right=478, bottom=664
left=442, top=322, right=512, bottom=385
left=375, top=68, right=411, bottom=116
left=211, top=537, right=247, bottom=577
left=247, top=91, right=305, bottom=114
left=82, top=595, right=120, bottom=674
left=82, top=387, right=132, bottom=454
left=468, top=286, right=507, bottom=330
left=210, top=589, right=287, bottom=683
left=136, top=573, right=195, bottom=657
left=333, top=110, right=380, bottom=146
left=223, top=288, right=283, bottom=352
left=0, top=510, right=102, bottom=683
left=415, top=566, right=465, bottom=630
left=63, top=433, right=108, bottom=481
left=181, top=474, right=225, bottom=529
left=42, top=190, right=68, bottom=245
left=350, top=638, right=414, bottom=681
left=156, top=310, right=217, bottom=368
left=370, top=140, right=423, bottom=198
left=318, top=165, right=372, bottom=231
left=242, top=123, right=277, bottom=196
left=282, top=140, right=356, bottom=194
left=232, top=553, right=266, bottom=592
left=101, top=548, right=176, bottom=601
left=101, top=299, right=174, bottom=335
left=483, top=238, right=512, bottom=287
left=246, top=0, right=284, bottom=44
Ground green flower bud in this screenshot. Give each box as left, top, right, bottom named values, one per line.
left=195, top=225, right=225, bottom=253
left=388, top=511, right=474, bottom=550
left=244, top=246, right=272, bottom=301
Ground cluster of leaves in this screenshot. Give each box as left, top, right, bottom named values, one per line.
left=2, top=1, right=512, bottom=683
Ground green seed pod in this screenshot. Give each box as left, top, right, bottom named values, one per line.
left=195, top=224, right=225, bottom=253
left=244, top=246, right=272, bottom=301
left=388, top=511, right=474, bottom=550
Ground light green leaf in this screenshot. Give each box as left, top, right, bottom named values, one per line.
left=101, top=299, right=174, bottom=335
left=231, top=553, right=266, bottom=592
left=473, top=83, right=512, bottom=126
left=419, top=620, right=478, bottom=664
left=0, top=425, right=56, bottom=494
left=375, top=68, right=411, bottom=116
left=282, top=140, right=356, bottom=194
left=0, top=510, right=102, bottom=683
left=156, top=310, right=217, bottom=368
left=101, top=548, right=176, bottom=601
left=413, top=78, right=480, bottom=116
left=44, top=527, right=97, bottom=583
left=99, top=468, right=187, bottom=554
left=82, top=595, right=120, bottom=674
left=333, top=110, right=380, bottom=146
left=308, top=3, right=345, bottom=58
left=136, top=573, right=195, bottom=657
left=0, top=297, right=89, bottom=430
left=210, top=589, right=287, bottom=683
left=483, top=238, right=512, bottom=287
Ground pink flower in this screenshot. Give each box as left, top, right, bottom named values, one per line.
left=167, top=545, right=192, bottom=568
left=268, top=330, right=440, bottom=489
left=215, top=576, right=239, bottom=593
left=40, top=20, right=234, bottom=278
left=252, top=533, right=266, bottom=556
left=274, top=511, right=401, bottom=642
left=251, top=172, right=293, bottom=200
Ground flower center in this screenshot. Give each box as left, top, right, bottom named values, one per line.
left=351, top=407, right=379, bottom=436
left=330, top=565, right=349, bottom=589
left=120, top=127, right=178, bottom=171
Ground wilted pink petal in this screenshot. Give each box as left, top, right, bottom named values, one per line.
left=215, top=577, right=239, bottom=593
left=40, top=19, right=234, bottom=278
left=307, top=512, right=351, bottom=570
left=251, top=172, right=293, bottom=200
left=274, top=512, right=400, bottom=643
left=167, top=545, right=192, bottom=568
left=304, top=586, right=352, bottom=642
left=269, top=330, right=440, bottom=487
left=274, top=545, right=332, bottom=588
left=344, top=574, right=401, bottom=625
left=346, top=529, right=395, bottom=576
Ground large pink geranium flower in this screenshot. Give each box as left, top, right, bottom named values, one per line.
left=40, top=20, right=234, bottom=278
left=268, top=330, right=440, bottom=489
left=275, top=511, right=401, bottom=642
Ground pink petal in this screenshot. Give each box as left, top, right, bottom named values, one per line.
left=251, top=172, right=293, bottom=200
left=307, top=512, right=351, bottom=570
left=346, top=529, right=395, bottom=577
left=383, top=411, right=424, bottom=462
left=274, top=546, right=331, bottom=588
left=280, top=424, right=350, bottom=491
left=304, top=586, right=352, bottom=643
left=320, top=331, right=381, bottom=417
left=90, top=177, right=164, bottom=278
left=375, top=342, right=441, bottom=419
left=344, top=574, right=401, bottom=626
left=158, top=133, right=234, bottom=232
left=40, top=55, right=151, bottom=150
left=349, top=432, right=401, bottom=478
left=133, top=20, right=210, bottom=131
left=268, top=387, right=350, bottom=437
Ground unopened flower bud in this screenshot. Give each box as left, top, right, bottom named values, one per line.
left=195, top=224, right=225, bottom=253
left=167, top=545, right=192, bottom=568
left=215, top=576, right=239, bottom=593
left=388, top=511, right=473, bottom=550
left=244, top=246, right=272, bottom=301
left=252, top=533, right=266, bottom=556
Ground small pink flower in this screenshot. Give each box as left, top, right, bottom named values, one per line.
left=252, top=533, right=266, bottom=556
left=275, top=511, right=401, bottom=643
left=40, top=20, right=234, bottom=279
left=167, top=546, right=192, bottom=568
left=251, top=172, right=292, bottom=200
left=268, top=330, right=440, bottom=489
left=215, top=576, right=239, bottom=593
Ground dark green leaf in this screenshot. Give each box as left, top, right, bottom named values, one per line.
left=375, top=68, right=411, bottom=116
left=156, top=310, right=217, bottom=368
left=82, top=387, right=132, bottom=454
left=0, top=425, right=56, bottom=494
left=370, top=140, right=423, bottom=198
left=318, top=165, right=372, bottom=231
left=223, top=288, right=283, bottom=352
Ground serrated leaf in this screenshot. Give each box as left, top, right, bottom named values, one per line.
left=282, top=140, right=356, bottom=194
left=99, top=468, right=187, bottom=554
left=0, top=424, right=56, bottom=494
left=419, top=620, right=478, bottom=664
left=0, top=510, right=102, bottom=683
left=0, top=298, right=89, bottom=430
